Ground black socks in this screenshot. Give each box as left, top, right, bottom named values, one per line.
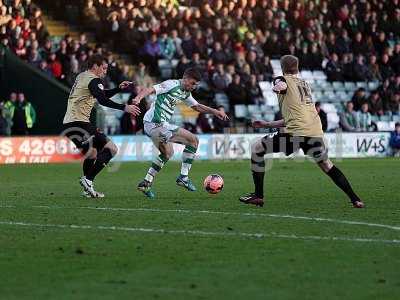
left=83, top=158, right=95, bottom=177
left=327, top=165, right=361, bottom=203
left=252, top=171, right=265, bottom=198
left=86, top=148, right=114, bottom=181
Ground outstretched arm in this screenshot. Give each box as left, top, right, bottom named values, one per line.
left=132, top=87, right=155, bottom=105
left=88, top=79, right=140, bottom=115
left=103, top=81, right=135, bottom=98
left=252, top=119, right=285, bottom=128
left=191, top=103, right=229, bottom=121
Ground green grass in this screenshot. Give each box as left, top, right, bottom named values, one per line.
left=0, top=158, right=399, bottom=300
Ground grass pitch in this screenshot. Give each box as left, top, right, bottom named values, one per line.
left=0, top=158, right=399, bottom=300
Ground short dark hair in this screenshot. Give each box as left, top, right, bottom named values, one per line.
left=183, top=68, right=202, bottom=81
left=280, top=55, right=299, bottom=74
left=87, top=54, right=106, bottom=69
left=395, top=122, right=400, bottom=127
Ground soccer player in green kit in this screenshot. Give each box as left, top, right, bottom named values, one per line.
left=132, top=68, right=229, bottom=198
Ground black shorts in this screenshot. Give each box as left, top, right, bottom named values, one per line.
left=260, top=133, right=328, bottom=162
left=62, top=121, right=109, bottom=154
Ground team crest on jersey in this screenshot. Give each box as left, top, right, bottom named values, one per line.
left=98, top=84, right=104, bottom=90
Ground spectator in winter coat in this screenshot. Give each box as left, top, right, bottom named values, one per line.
left=340, top=101, right=358, bottom=132
left=389, top=122, right=400, bottom=157
left=227, top=74, right=248, bottom=105
left=356, top=102, right=373, bottom=132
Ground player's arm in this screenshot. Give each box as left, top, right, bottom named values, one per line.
left=252, top=119, right=285, bottom=128
left=185, top=94, right=229, bottom=121
left=132, top=80, right=177, bottom=105
left=132, top=87, right=155, bottom=105
left=103, top=81, right=135, bottom=98
left=88, top=78, right=140, bottom=115
left=272, top=76, right=288, bottom=94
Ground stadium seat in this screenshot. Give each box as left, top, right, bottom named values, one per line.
left=316, top=80, right=329, bottom=90
left=215, top=93, right=229, bottom=110
left=263, top=112, right=275, bottom=121
left=247, top=104, right=260, bottom=115
left=336, top=91, right=348, bottom=102
left=344, top=82, right=356, bottom=91
left=333, top=103, right=344, bottom=113
left=320, top=103, right=336, bottom=113
left=368, top=81, right=380, bottom=91
left=376, top=121, right=395, bottom=131
left=259, top=81, right=272, bottom=90
left=356, top=82, right=368, bottom=89
left=171, top=59, right=179, bottom=69
left=301, top=70, right=313, bottom=80
left=371, top=115, right=379, bottom=122
left=379, top=115, right=391, bottom=122
left=270, top=59, right=281, bottom=69
left=332, top=81, right=345, bottom=91
left=323, top=90, right=336, bottom=102
left=263, top=91, right=278, bottom=106
left=234, top=105, right=248, bottom=119
left=312, top=70, right=327, bottom=80
left=392, top=115, right=400, bottom=122
left=158, top=59, right=173, bottom=79
left=313, top=91, right=323, bottom=101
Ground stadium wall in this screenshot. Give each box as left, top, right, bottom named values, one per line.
left=0, top=45, right=69, bottom=135
left=0, top=132, right=392, bottom=164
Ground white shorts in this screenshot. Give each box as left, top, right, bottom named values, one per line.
left=144, top=122, right=180, bottom=144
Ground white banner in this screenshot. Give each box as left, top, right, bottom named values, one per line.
left=113, top=132, right=392, bottom=161
left=0, top=132, right=392, bottom=164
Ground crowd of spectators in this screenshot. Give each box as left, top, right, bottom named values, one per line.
left=75, top=1, right=399, bottom=90
left=2, top=0, right=400, bottom=135
left=0, top=0, right=129, bottom=87
left=338, top=75, right=400, bottom=132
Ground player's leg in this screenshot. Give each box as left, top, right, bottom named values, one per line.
left=317, top=159, right=364, bottom=208
left=138, top=142, right=174, bottom=197
left=85, top=140, right=118, bottom=181
left=80, top=148, right=97, bottom=197
left=62, top=122, right=103, bottom=198
left=303, top=137, right=364, bottom=208
left=81, top=128, right=118, bottom=198
left=137, top=123, right=175, bottom=198
left=239, top=137, right=267, bottom=206
left=82, top=148, right=97, bottom=178
left=169, top=128, right=199, bottom=191
left=240, top=133, right=293, bottom=207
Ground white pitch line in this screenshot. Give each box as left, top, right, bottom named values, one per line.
left=0, top=220, right=399, bottom=245
left=25, top=205, right=400, bottom=232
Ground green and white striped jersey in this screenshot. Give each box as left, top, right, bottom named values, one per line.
left=144, top=80, right=199, bottom=123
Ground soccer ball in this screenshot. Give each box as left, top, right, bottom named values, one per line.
left=203, top=174, right=224, bottom=194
